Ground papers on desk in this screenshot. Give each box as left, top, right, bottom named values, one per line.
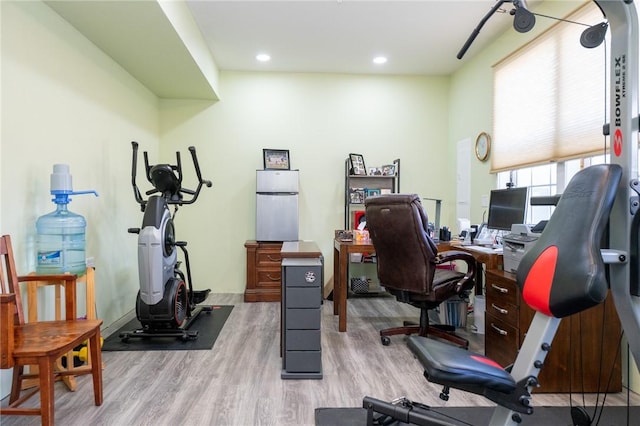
left=466, top=245, right=503, bottom=254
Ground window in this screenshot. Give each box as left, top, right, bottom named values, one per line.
left=496, top=164, right=556, bottom=225
left=497, top=148, right=639, bottom=224
left=492, top=3, right=609, bottom=172
left=493, top=2, right=639, bottom=224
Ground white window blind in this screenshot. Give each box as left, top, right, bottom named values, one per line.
left=492, top=4, right=608, bottom=172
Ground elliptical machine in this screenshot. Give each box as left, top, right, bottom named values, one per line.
left=120, top=141, right=213, bottom=341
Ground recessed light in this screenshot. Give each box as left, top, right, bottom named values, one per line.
left=256, top=53, right=271, bottom=62
left=373, top=56, right=387, bottom=65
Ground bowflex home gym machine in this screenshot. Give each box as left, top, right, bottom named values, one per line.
left=119, top=141, right=213, bottom=341
left=363, top=1, right=639, bottom=425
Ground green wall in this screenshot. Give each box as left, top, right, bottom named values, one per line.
left=159, top=71, right=452, bottom=293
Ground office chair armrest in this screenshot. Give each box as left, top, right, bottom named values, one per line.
left=436, top=250, right=477, bottom=293
left=17, top=274, right=79, bottom=320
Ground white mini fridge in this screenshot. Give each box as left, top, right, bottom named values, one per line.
left=256, top=170, right=299, bottom=242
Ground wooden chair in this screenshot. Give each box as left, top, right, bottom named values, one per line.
left=0, top=235, right=103, bottom=425
left=21, top=267, right=101, bottom=392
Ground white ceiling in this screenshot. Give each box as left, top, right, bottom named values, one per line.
left=46, top=1, right=545, bottom=99
left=185, top=0, right=528, bottom=76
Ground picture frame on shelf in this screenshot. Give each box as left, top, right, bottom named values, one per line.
left=365, top=188, right=381, bottom=198
left=349, top=153, right=367, bottom=176
left=368, top=167, right=383, bottom=176
left=381, top=164, right=396, bottom=176
left=263, top=149, right=290, bottom=170
left=349, top=188, right=365, bottom=204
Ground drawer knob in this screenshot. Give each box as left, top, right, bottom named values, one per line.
left=267, top=255, right=281, bottom=261
left=491, top=283, right=509, bottom=294
left=266, top=274, right=281, bottom=281
left=491, top=323, right=508, bottom=335
left=491, top=303, right=509, bottom=315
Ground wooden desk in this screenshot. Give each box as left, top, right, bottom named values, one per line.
left=332, top=239, right=502, bottom=332
left=333, top=238, right=375, bottom=332
left=484, top=269, right=621, bottom=392
left=437, top=241, right=503, bottom=295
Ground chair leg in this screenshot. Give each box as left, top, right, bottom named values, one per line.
left=38, top=357, right=55, bottom=426
left=89, top=331, right=104, bottom=406
left=10, top=366, right=22, bottom=403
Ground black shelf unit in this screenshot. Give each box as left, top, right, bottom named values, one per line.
left=344, top=158, right=400, bottom=229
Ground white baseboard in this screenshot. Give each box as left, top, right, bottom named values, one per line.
left=102, top=309, right=136, bottom=339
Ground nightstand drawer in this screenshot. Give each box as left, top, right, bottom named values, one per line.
left=256, top=249, right=282, bottom=266
left=256, top=269, right=281, bottom=288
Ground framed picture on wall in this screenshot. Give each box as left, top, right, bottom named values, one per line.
left=349, top=153, right=367, bottom=176
left=263, top=149, right=290, bottom=170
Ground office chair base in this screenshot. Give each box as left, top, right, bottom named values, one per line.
left=379, top=324, right=468, bottom=349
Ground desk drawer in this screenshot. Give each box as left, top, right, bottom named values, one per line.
left=484, top=313, right=519, bottom=368
left=486, top=300, right=518, bottom=328
left=485, top=276, right=518, bottom=306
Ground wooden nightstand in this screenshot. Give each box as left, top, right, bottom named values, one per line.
left=244, top=240, right=283, bottom=302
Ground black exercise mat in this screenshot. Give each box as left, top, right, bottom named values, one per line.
left=102, top=305, right=233, bottom=351
left=315, top=405, right=640, bottom=426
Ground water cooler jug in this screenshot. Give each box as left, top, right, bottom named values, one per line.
left=36, top=164, right=98, bottom=276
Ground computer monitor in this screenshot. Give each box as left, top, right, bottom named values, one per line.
left=487, top=187, right=528, bottom=231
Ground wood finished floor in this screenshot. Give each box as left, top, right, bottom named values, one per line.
left=2, top=293, right=639, bottom=425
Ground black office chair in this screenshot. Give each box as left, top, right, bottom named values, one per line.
left=364, top=194, right=477, bottom=348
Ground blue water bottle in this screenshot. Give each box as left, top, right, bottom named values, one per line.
left=36, top=164, right=98, bottom=276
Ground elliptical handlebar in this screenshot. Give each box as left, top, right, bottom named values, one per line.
left=182, top=146, right=213, bottom=205
left=130, top=141, right=212, bottom=208
left=131, top=141, right=146, bottom=209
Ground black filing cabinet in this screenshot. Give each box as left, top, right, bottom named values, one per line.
left=281, top=257, right=323, bottom=379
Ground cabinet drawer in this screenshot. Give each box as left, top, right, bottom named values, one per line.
left=285, top=265, right=322, bottom=287
left=284, top=351, right=322, bottom=373
left=486, top=300, right=518, bottom=327
left=286, top=287, right=321, bottom=308
left=484, top=313, right=519, bottom=368
left=286, top=308, right=321, bottom=329
left=256, top=269, right=281, bottom=288
left=485, top=276, right=518, bottom=306
left=256, top=249, right=282, bottom=267
left=286, top=330, right=321, bottom=350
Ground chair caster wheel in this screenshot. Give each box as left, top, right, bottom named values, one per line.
left=381, top=336, right=391, bottom=346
